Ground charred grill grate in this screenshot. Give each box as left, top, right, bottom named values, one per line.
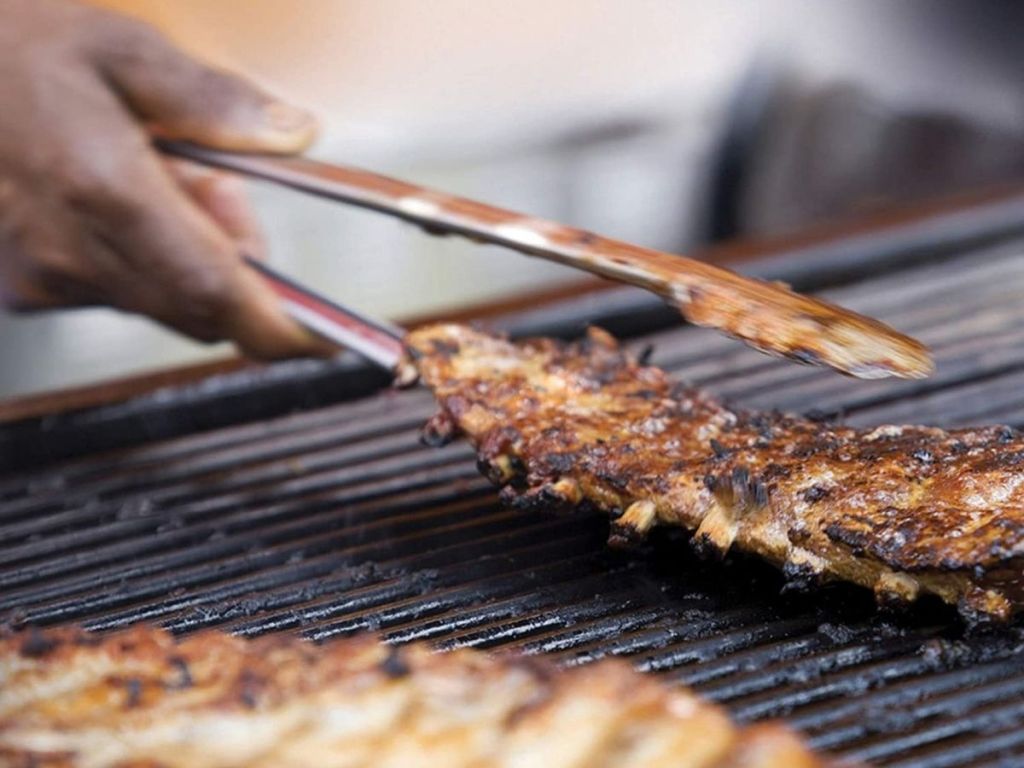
left=4, top=232, right=1024, bottom=767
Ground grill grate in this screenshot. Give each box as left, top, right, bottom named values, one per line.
left=5, top=238, right=1024, bottom=767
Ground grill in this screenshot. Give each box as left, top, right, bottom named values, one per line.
left=4, top=198, right=1024, bottom=767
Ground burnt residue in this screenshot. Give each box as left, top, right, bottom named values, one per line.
left=751, top=479, right=770, bottom=507
left=380, top=645, right=411, bottom=678
left=167, top=656, right=193, bottom=690
left=238, top=670, right=263, bottom=709
left=746, top=413, right=777, bottom=440
left=805, top=408, right=844, bottom=424
left=631, top=389, right=660, bottom=401
left=691, top=532, right=727, bottom=561
left=760, top=463, right=791, bottom=481
left=542, top=452, right=579, bottom=475
left=998, top=426, right=1018, bottom=443
left=780, top=560, right=821, bottom=593
left=594, top=468, right=631, bottom=494
left=479, top=427, right=524, bottom=458
left=911, top=448, right=934, bottom=464
left=788, top=347, right=824, bottom=367
left=731, top=466, right=750, bottom=489
left=606, top=527, right=641, bottom=550
left=802, top=485, right=831, bottom=504
left=427, top=339, right=461, bottom=357
left=421, top=410, right=461, bottom=447
left=19, top=627, right=58, bottom=658
left=608, top=521, right=651, bottom=550
left=791, top=435, right=843, bottom=459
left=123, top=678, right=142, bottom=708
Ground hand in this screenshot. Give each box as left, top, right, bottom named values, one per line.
left=0, top=0, right=331, bottom=358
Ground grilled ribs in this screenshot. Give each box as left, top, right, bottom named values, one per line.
left=0, top=625, right=832, bottom=767
left=408, top=324, right=1024, bottom=623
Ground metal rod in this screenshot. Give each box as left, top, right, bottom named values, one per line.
left=157, top=139, right=933, bottom=380
left=243, top=256, right=406, bottom=371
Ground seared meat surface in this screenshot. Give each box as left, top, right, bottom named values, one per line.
left=408, top=324, right=1024, bottom=623
left=0, top=626, right=831, bottom=767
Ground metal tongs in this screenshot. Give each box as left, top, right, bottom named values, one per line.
left=157, top=140, right=933, bottom=380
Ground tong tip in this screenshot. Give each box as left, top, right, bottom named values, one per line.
left=677, top=274, right=934, bottom=380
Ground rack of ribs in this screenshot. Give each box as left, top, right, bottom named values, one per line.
left=0, top=625, right=834, bottom=767
left=408, top=324, right=1024, bottom=623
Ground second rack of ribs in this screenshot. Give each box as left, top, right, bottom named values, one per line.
left=407, top=324, right=1024, bottom=623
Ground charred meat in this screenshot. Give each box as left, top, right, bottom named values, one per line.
left=408, top=324, right=1024, bottom=623
left=0, top=625, right=832, bottom=767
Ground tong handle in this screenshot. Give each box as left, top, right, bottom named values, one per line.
left=157, top=139, right=932, bottom=380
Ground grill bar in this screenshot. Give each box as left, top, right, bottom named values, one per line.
left=4, top=235, right=1024, bottom=767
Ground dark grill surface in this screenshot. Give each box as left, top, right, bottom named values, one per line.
left=5, top=232, right=1024, bottom=767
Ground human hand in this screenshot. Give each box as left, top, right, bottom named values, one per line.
left=0, top=0, right=331, bottom=358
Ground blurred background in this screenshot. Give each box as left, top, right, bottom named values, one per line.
left=1, top=0, right=1022, bottom=397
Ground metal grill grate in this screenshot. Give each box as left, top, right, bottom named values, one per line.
left=4, top=236, right=1024, bottom=767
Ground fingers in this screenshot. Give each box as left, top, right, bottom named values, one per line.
left=158, top=159, right=336, bottom=358
left=90, top=150, right=334, bottom=359
left=162, top=159, right=266, bottom=260
left=16, top=90, right=331, bottom=357
left=222, top=262, right=338, bottom=360
left=0, top=3, right=331, bottom=360
left=87, top=13, right=317, bottom=154
left=0, top=177, right=112, bottom=312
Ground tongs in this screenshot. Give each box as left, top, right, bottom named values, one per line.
left=158, top=140, right=933, bottom=380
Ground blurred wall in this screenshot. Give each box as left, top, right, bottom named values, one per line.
left=90, top=1, right=1022, bottom=151
left=2, top=1, right=1020, bottom=396
left=92, top=0, right=754, bottom=152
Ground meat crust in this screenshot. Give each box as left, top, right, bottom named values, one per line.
left=407, top=324, right=1024, bottom=623
left=0, top=625, right=833, bottom=768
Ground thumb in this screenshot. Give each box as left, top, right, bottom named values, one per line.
left=90, top=15, right=318, bottom=153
